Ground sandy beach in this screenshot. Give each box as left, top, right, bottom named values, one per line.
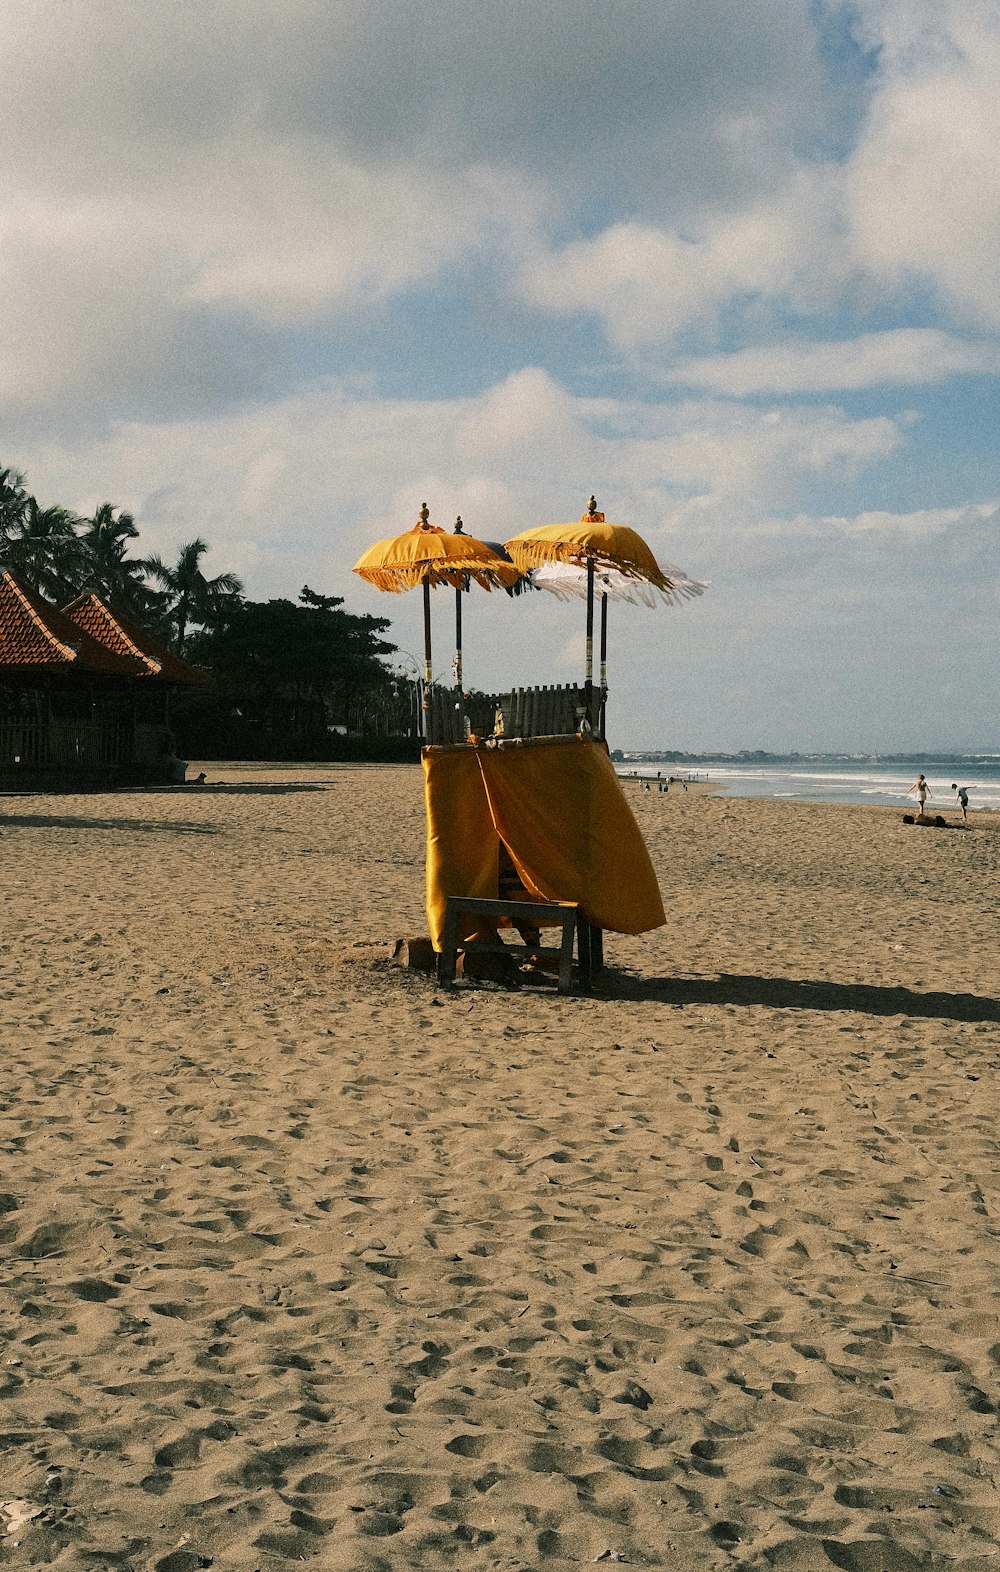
left=1, top=763, right=998, bottom=1571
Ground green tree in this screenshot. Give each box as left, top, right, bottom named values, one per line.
left=144, top=537, right=243, bottom=652
left=1, top=496, right=83, bottom=602
left=0, top=469, right=28, bottom=541
left=78, top=502, right=154, bottom=613
left=188, top=587, right=397, bottom=752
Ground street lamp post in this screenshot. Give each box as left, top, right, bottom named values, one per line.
left=393, top=651, right=424, bottom=741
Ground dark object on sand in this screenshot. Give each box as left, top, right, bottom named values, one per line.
left=902, top=814, right=914, bottom=824
left=391, top=936, right=436, bottom=973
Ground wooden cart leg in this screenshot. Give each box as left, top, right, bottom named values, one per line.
left=590, top=925, right=604, bottom=976
left=576, top=912, right=592, bottom=990
left=558, top=913, right=575, bottom=995
left=438, top=905, right=459, bottom=988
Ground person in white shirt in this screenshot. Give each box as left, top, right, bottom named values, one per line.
left=906, top=774, right=931, bottom=816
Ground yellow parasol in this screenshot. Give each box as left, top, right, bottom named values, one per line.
left=505, top=502, right=672, bottom=587
left=353, top=503, right=518, bottom=707
left=505, top=497, right=674, bottom=728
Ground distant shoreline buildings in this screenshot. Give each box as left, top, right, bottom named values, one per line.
left=614, top=749, right=1000, bottom=766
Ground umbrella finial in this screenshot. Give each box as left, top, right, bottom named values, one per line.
left=583, top=494, right=605, bottom=523
left=453, top=515, right=464, bottom=534
left=418, top=501, right=430, bottom=527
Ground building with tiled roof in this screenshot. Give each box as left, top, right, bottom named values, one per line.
left=0, top=571, right=189, bottom=785
left=62, top=591, right=210, bottom=686
left=0, top=569, right=144, bottom=677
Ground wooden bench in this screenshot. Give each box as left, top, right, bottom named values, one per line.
left=437, top=897, right=603, bottom=994
left=437, top=896, right=577, bottom=993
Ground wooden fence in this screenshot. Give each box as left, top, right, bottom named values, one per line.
left=503, top=684, right=589, bottom=740
left=425, top=684, right=595, bottom=746
left=0, top=720, right=165, bottom=772
left=0, top=720, right=49, bottom=766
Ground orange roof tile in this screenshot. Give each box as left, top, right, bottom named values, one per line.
left=61, top=592, right=211, bottom=686
left=0, top=570, right=143, bottom=676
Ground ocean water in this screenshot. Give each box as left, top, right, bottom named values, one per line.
left=618, top=758, right=1000, bottom=810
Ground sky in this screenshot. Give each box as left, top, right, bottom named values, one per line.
left=2, top=0, right=998, bottom=753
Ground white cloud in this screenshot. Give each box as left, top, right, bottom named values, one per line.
left=517, top=3, right=1000, bottom=359
left=0, top=0, right=840, bottom=428
left=12, top=372, right=907, bottom=594
left=0, top=1, right=830, bottom=199
left=0, top=156, right=542, bottom=420
left=631, top=401, right=904, bottom=506
left=820, top=500, right=998, bottom=534
left=519, top=168, right=845, bottom=349
left=4, top=0, right=998, bottom=432
left=666, top=329, right=1000, bottom=395
left=453, top=369, right=583, bottom=464
left=181, top=157, right=531, bottom=322
left=841, top=1, right=1000, bottom=327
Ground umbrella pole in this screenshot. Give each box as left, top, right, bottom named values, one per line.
left=599, top=591, right=608, bottom=739
left=422, top=579, right=432, bottom=735
left=454, top=582, right=463, bottom=690
left=584, top=557, right=595, bottom=730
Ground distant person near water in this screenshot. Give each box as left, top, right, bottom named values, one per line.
left=952, top=783, right=969, bottom=821
left=906, top=774, right=931, bottom=815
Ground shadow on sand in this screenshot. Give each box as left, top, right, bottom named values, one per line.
left=0, top=814, right=220, bottom=836
left=130, top=782, right=330, bottom=796
left=0, top=782, right=329, bottom=804
left=600, top=970, right=1000, bottom=1025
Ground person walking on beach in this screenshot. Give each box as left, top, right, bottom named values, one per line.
left=906, top=774, right=931, bottom=816
left=952, top=783, right=969, bottom=821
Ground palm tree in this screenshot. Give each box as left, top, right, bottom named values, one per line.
left=78, top=502, right=150, bottom=612
left=0, top=469, right=28, bottom=542
left=144, top=538, right=243, bottom=652
left=2, top=497, right=83, bottom=602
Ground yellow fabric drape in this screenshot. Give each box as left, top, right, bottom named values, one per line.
left=423, top=736, right=665, bottom=950
left=423, top=745, right=501, bottom=943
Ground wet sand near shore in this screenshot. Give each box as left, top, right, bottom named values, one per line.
left=0, top=763, right=998, bottom=1570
